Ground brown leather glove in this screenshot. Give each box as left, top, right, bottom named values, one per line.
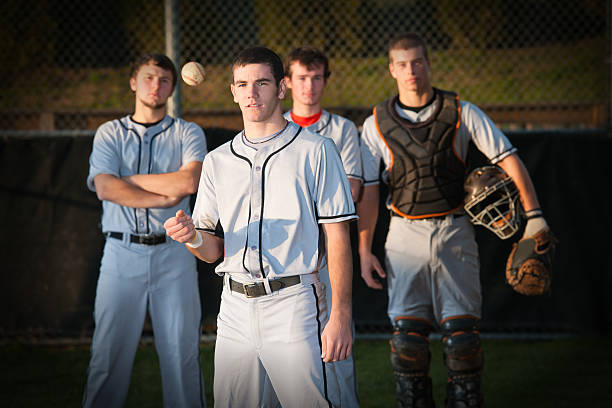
left=505, top=228, right=557, bottom=295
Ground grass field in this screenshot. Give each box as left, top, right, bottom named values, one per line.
left=1, top=335, right=611, bottom=407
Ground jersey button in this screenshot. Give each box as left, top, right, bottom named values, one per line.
left=253, top=214, right=259, bottom=220
left=250, top=246, right=257, bottom=250
left=256, top=274, right=262, bottom=278
left=255, top=166, right=261, bottom=171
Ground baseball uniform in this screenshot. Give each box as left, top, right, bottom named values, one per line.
left=360, top=94, right=516, bottom=324
left=192, top=121, right=357, bottom=407
left=84, top=115, right=207, bottom=408
left=285, top=109, right=361, bottom=408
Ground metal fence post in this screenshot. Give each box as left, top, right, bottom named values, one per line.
left=165, top=0, right=181, bottom=119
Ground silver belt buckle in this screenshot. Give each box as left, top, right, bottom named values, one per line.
left=243, top=283, right=258, bottom=298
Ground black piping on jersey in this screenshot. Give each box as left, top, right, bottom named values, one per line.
left=314, top=112, right=332, bottom=134
left=311, top=284, right=332, bottom=407
left=256, top=127, right=303, bottom=277
left=118, top=118, right=175, bottom=234
left=318, top=212, right=356, bottom=220
left=230, top=138, right=255, bottom=274
left=195, top=227, right=216, bottom=234
left=119, top=120, right=142, bottom=233
left=489, top=147, right=517, bottom=164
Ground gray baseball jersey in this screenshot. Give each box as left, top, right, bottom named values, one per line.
left=361, top=99, right=516, bottom=324
left=285, top=109, right=362, bottom=182
left=192, top=121, right=356, bottom=406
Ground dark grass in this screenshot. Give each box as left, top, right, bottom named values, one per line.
left=1, top=336, right=611, bottom=407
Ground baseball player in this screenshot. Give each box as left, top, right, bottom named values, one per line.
left=83, top=54, right=207, bottom=407
left=357, top=33, right=552, bottom=407
left=283, top=46, right=361, bottom=408
left=164, top=46, right=356, bottom=407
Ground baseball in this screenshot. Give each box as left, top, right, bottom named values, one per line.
left=181, top=61, right=206, bottom=86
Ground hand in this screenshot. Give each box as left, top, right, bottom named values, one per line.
left=359, top=251, right=386, bottom=290
left=164, top=210, right=196, bottom=243
left=320, top=315, right=352, bottom=363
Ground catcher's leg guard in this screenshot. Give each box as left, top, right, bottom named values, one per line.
left=441, top=316, right=484, bottom=408
left=390, top=316, right=435, bottom=408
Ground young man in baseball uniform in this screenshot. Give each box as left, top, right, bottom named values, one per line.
left=284, top=46, right=361, bottom=408
left=164, top=46, right=356, bottom=407
left=358, top=33, right=552, bottom=407
left=84, top=54, right=207, bottom=407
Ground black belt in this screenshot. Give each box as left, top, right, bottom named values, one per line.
left=229, top=276, right=302, bottom=298
left=106, top=231, right=167, bottom=245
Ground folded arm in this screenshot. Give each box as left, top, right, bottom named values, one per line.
left=123, top=161, right=203, bottom=198
left=93, top=173, right=181, bottom=208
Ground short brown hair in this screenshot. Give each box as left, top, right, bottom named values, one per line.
left=130, top=54, right=178, bottom=88
left=285, top=47, right=331, bottom=80
left=232, top=46, right=285, bottom=85
left=388, top=32, right=429, bottom=62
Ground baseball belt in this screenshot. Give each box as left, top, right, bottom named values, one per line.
left=229, top=275, right=302, bottom=298
left=106, top=231, right=166, bottom=246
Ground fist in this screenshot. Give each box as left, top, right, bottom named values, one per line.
left=164, top=210, right=196, bottom=243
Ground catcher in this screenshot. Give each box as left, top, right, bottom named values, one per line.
left=358, top=32, right=555, bottom=407
left=464, top=165, right=557, bottom=296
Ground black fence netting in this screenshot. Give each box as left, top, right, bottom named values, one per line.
left=1, top=129, right=611, bottom=340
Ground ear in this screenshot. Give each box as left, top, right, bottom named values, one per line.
left=284, top=75, right=292, bottom=89
left=130, top=77, right=137, bottom=92
left=277, top=78, right=287, bottom=100
left=230, top=83, right=238, bottom=104
left=388, top=63, right=397, bottom=79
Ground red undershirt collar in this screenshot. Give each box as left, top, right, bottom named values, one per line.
left=290, top=110, right=322, bottom=127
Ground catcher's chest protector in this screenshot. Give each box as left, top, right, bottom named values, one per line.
left=375, top=89, right=466, bottom=218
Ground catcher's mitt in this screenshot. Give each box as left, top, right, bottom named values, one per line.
left=505, top=229, right=557, bottom=295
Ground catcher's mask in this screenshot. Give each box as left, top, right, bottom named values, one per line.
left=464, top=165, right=521, bottom=239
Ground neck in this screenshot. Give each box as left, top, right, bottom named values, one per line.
left=243, top=111, right=288, bottom=139
left=398, top=86, right=434, bottom=108
left=291, top=101, right=322, bottom=117
left=132, top=103, right=167, bottom=124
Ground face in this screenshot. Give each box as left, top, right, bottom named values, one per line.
left=130, top=62, right=174, bottom=110
left=285, top=62, right=326, bottom=107
left=388, top=46, right=431, bottom=94
left=231, top=63, right=286, bottom=123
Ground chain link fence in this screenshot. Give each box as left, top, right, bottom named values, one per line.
left=0, top=0, right=608, bottom=132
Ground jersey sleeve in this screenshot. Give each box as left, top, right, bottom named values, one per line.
left=87, top=122, right=121, bottom=192
left=192, top=154, right=219, bottom=235
left=461, top=102, right=517, bottom=164
left=338, top=120, right=363, bottom=181
left=315, top=138, right=358, bottom=223
left=181, top=121, right=208, bottom=164
left=360, top=115, right=384, bottom=186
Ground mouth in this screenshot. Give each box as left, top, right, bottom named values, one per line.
left=246, top=103, right=262, bottom=108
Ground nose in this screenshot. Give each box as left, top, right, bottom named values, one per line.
left=304, top=78, right=313, bottom=91
left=247, top=83, right=258, bottom=99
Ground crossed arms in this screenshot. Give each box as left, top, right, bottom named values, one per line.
left=93, top=161, right=202, bottom=209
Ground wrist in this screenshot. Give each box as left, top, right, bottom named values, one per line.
left=524, top=208, right=543, bottom=220
left=185, top=230, right=203, bottom=248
